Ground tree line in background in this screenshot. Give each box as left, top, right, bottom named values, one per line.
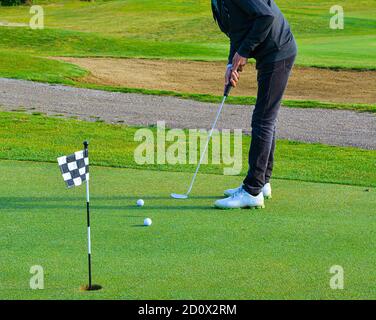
left=0, top=0, right=93, bottom=5
left=1, top=0, right=32, bottom=5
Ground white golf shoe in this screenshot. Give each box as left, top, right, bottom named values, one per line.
left=262, top=183, right=272, bottom=199
left=224, top=183, right=272, bottom=199
left=215, top=188, right=265, bottom=209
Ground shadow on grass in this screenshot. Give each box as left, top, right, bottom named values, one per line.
left=0, top=194, right=219, bottom=202
left=0, top=196, right=220, bottom=211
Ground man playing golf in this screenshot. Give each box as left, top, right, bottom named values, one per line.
left=212, top=0, right=297, bottom=209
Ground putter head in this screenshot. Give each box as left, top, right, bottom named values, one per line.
left=171, top=193, right=188, bottom=199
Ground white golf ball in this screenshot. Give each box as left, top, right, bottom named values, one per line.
left=137, top=199, right=144, bottom=207
left=144, top=218, right=152, bottom=226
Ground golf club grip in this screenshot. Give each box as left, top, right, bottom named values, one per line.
left=224, top=83, right=232, bottom=97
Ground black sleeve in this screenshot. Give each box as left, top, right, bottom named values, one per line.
left=232, top=0, right=275, bottom=57
left=228, top=40, right=237, bottom=64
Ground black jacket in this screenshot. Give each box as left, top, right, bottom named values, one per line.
left=214, top=0, right=297, bottom=67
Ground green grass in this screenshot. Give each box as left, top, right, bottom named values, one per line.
left=0, top=160, right=375, bottom=299
left=0, top=0, right=374, bottom=112
left=0, top=111, right=375, bottom=187
left=0, top=109, right=375, bottom=299
left=0, top=0, right=374, bottom=297
left=0, top=50, right=87, bottom=84
left=0, top=0, right=375, bottom=69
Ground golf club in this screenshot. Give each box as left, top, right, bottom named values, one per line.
left=171, top=83, right=232, bottom=199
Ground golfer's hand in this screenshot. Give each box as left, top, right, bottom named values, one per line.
left=224, top=64, right=232, bottom=87
left=230, top=53, right=248, bottom=87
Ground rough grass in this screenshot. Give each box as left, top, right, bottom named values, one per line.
left=0, top=111, right=375, bottom=187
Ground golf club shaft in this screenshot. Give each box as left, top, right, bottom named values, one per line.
left=185, top=95, right=228, bottom=195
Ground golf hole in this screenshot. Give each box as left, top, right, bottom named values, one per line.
left=80, top=284, right=103, bottom=291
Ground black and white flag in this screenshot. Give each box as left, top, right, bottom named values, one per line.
left=57, top=142, right=97, bottom=290
left=57, top=149, right=89, bottom=188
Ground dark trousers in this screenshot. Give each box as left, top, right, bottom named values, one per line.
left=243, top=55, right=295, bottom=195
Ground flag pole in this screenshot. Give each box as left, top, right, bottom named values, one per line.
left=83, top=141, right=92, bottom=290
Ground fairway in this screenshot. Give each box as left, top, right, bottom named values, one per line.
left=1, top=0, right=375, bottom=68
left=1, top=160, right=375, bottom=300
left=0, top=0, right=374, bottom=113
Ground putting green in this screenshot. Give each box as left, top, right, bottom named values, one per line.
left=0, top=160, right=375, bottom=299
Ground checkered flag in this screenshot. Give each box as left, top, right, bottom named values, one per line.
left=57, top=142, right=97, bottom=290
left=57, top=149, right=89, bottom=188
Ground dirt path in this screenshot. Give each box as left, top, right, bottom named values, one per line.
left=0, top=78, right=375, bottom=149
left=58, top=57, right=376, bottom=105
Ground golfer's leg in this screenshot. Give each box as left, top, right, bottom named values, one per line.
left=265, top=127, right=276, bottom=184
left=243, top=70, right=277, bottom=195
left=243, top=56, right=295, bottom=195
left=265, top=56, right=295, bottom=184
